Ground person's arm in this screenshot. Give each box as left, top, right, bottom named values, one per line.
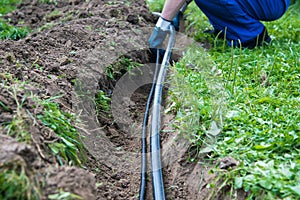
left=161, top=0, right=186, bottom=21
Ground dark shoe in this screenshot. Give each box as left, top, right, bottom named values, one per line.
left=241, top=27, right=271, bottom=49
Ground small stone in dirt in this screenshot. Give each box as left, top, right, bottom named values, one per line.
left=117, top=179, right=130, bottom=188
left=127, top=14, right=139, bottom=24
left=48, top=65, right=60, bottom=73
left=5, top=52, right=16, bottom=63
left=65, top=40, right=72, bottom=48
left=78, top=11, right=90, bottom=18
left=69, top=0, right=81, bottom=5
left=111, top=173, right=122, bottom=180
left=219, top=156, right=239, bottom=170
left=110, top=9, right=119, bottom=18
left=58, top=56, right=71, bottom=66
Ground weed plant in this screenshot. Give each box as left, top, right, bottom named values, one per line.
left=0, top=0, right=21, bottom=15
left=1, top=80, right=86, bottom=198
left=2, top=83, right=31, bottom=142
left=37, top=98, right=85, bottom=166
left=0, top=0, right=28, bottom=40
left=148, top=0, right=300, bottom=199
left=0, top=19, right=28, bottom=40
left=0, top=166, right=40, bottom=200
left=39, top=0, right=57, bottom=5
left=95, top=90, right=111, bottom=118
left=1, top=79, right=85, bottom=166
left=105, top=56, right=143, bottom=80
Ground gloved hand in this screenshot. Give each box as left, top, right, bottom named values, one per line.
left=148, top=17, right=171, bottom=50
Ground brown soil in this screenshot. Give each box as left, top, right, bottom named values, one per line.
left=0, top=0, right=248, bottom=199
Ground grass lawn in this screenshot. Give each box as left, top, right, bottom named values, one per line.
left=148, top=0, right=300, bottom=199
left=0, top=0, right=28, bottom=40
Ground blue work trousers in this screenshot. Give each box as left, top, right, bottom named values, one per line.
left=194, top=0, right=290, bottom=45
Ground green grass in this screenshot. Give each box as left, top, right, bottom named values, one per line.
left=1, top=81, right=32, bottom=142
left=39, top=0, right=57, bottom=5
left=167, top=46, right=224, bottom=145
left=145, top=0, right=300, bottom=199
left=95, top=90, right=111, bottom=118
left=0, top=166, right=40, bottom=200
left=0, top=0, right=21, bottom=15
left=105, top=56, right=143, bottom=80
left=37, top=97, right=85, bottom=166
left=145, top=0, right=164, bottom=12
left=1, top=80, right=86, bottom=198
left=0, top=19, right=28, bottom=40
left=0, top=0, right=28, bottom=40
left=1, top=79, right=85, bottom=166
left=0, top=79, right=86, bottom=200
left=0, top=80, right=41, bottom=200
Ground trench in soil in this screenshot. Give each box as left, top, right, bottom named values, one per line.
left=78, top=51, right=188, bottom=200
left=97, top=53, right=160, bottom=200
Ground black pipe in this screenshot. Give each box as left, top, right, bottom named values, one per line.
left=139, top=50, right=160, bottom=200
left=150, top=25, right=176, bottom=200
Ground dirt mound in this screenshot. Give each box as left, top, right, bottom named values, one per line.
left=0, top=0, right=245, bottom=199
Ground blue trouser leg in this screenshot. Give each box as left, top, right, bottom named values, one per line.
left=238, top=0, right=290, bottom=21
left=194, top=0, right=290, bottom=45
